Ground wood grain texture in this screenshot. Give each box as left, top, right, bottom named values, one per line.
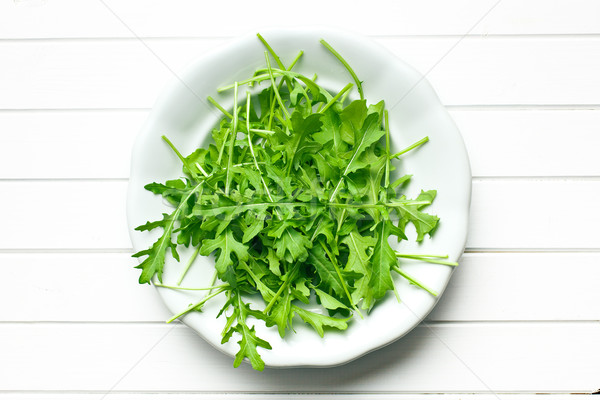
left=0, top=322, right=598, bottom=392
left=2, top=109, right=600, bottom=179
left=2, top=0, right=600, bottom=38
left=3, top=252, right=600, bottom=322
left=2, top=179, right=599, bottom=250
left=1, top=37, right=600, bottom=109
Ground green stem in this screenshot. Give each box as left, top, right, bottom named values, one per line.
left=391, top=136, right=429, bottom=158
left=224, top=82, right=239, bottom=196
left=218, top=73, right=277, bottom=92
left=249, top=128, right=275, bottom=135
left=264, top=51, right=291, bottom=120
left=177, top=245, right=200, bottom=285
left=217, top=127, right=231, bottom=166
left=319, top=82, right=353, bottom=113
left=207, top=96, right=233, bottom=119
left=320, top=240, right=362, bottom=318
left=246, top=92, right=276, bottom=205
left=166, top=287, right=227, bottom=323
left=207, top=269, right=218, bottom=295
left=320, top=39, right=364, bottom=100
left=266, top=88, right=276, bottom=132
left=194, top=162, right=209, bottom=178
left=195, top=200, right=433, bottom=216
left=257, top=33, right=286, bottom=69
left=395, top=253, right=458, bottom=267
left=264, top=262, right=300, bottom=314
left=392, top=265, right=438, bottom=296
left=162, top=136, right=200, bottom=181
left=154, top=282, right=228, bottom=291
left=288, top=50, right=304, bottom=70
left=391, top=279, right=401, bottom=303
left=384, top=110, right=391, bottom=189
left=257, top=33, right=294, bottom=90
left=329, top=200, right=431, bottom=208
left=396, top=253, right=450, bottom=259
left=233, top=161, right=265, bottom=168
left=340, top=87, right=351, bottom=104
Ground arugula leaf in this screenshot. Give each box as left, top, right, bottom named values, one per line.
left=292, top=305, right=349, bottom=337
left=341, top=230, right=377, bottom=308
left=369, top=221, right=397, bottom=300
left=200, top=228, right=249, bottom=274
left=396, top=190, right=440, bottom=242
left=308, top=245, right=345, bottom=296
left=314, top=287, right=350, bottom=312
left=274, top=227, right=312, bottom=263
left=133, top=182, right=203, bottom=283
left=265, top=288, right=292, bottom=338
left=222, top=292, right=271, bottom=371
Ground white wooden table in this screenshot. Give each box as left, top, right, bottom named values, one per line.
left=1, top=1, right=599, bottom=398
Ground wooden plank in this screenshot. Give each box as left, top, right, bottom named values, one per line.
left=0, top=110, right=147, bottom=179
left=467, top=178, right=600, bottom=249
left=0, top=181, right=132, bottom=250
left=0, top=394, right=591, bottom=399
left=0, top=252, right=169, bottom=322
left=1, top=37, right=600, bottom=109
left=0, top=322, right=597, bottom=392
left=2, top=0, right=600, bottom=38
left=2, top=179, right=599, bottom=250
left=451, top=109, right=600, bottom=177
left=3, top=252, right=600, bottom=322
left=428, top=252, right=600, bottom=321
left=2, top=109, right=600, bottom=179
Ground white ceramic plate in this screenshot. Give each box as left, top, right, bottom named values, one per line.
left=127, top=27, right=471, bottom=368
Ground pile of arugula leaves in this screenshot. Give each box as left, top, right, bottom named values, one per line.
left=133, top=34, right=456, bottom=371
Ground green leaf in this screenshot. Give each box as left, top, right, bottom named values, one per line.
left=229, top=293, right=271, bottom=371
left=369, top=221, right=397, bottom=300
left=343, top=112, right=386, bottom=176
left=292, top=305, right=349, bottom=337
left=315, top=108, right=344, bottom=153
left=266, top=247, right=281, bottom=276
left=396, top=190, right=440, bottom=242
left=200, top=228, right=249, bottom=274
left=265, top=288, right=292, bottom=338
left=132, top=212, right=179, bottom=284
left=144, top=179, right=189, bottom=206
left=341, top=230, right=377, bottom=307
left=308, top=245, right=344, bottom=296
left=184, top=148, right=211, bottom=176
left=242, top=215, right=264, bottom=243
left=133, top=182, right=203, bottom=284
left=135, top=212, right=172, bottom=232
left=314, top=287, right=350, bottom=311
left=274, top=227, right=312, bottom=263
left=391, top=174, right=412, bottom=189
left=339, top=99, right=368, bottom=145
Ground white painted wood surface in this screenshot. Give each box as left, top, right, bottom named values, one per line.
left=2, top=37, right=600, bottom=109
left=2, top=0, right=599, bottom=398
left=3, top=252, right=600, bottom=322
left=1, top=323, right=598, bottom=392
left=2, top=0, right=600, bottom=38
